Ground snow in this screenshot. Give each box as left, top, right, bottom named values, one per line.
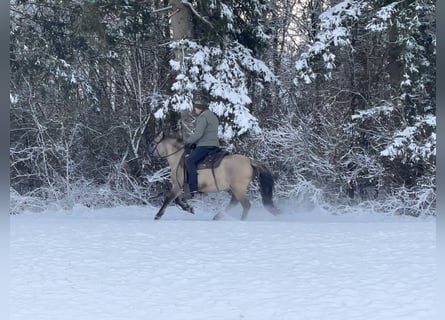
left=351, top=104, right=394, bottom=121
left=380, top=115, right=436, bottom=160
left=366, top=1, right=400, bottom=32
left=10, top=94, right=18, bottom=105
left=295, top=0, right=368, bottom=84
left=10, top=204, right=436, bottom=320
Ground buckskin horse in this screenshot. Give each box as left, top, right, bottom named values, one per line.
left=148, top=132, right=278, bottom=220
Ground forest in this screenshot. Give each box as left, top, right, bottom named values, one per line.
left=10, top=0, right=436, bottom=216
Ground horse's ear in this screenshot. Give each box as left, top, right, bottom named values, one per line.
left=155, top=131, right=164, bottom=139
left=152, top=131, right=163, bottom=143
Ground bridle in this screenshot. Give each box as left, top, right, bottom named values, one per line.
left=149, top=134, right=185, bottom=159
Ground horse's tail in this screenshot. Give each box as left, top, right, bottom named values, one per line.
left=251, top=160, right=277, bottom=213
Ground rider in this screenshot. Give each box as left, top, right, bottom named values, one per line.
left=184, top=96, right=220, bottom=195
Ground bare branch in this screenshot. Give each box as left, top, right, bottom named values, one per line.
left=152, top=6, right=172, bottom=14
left=180, top=0, right=213, bottom=28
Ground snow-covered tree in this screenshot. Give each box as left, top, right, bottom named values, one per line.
left=290, top=0, right=435, bottom=209
left=156, top=40, right=276, bottom=140
left=10, top=0, right=170, bottom=205
left=10, top=0, right=435, bottom=215
left=156, top=0, right=276, bottom=140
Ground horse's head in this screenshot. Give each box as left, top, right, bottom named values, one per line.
left=148, top=132, right=184, bottom=158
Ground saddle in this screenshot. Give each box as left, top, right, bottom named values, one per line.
left=197, top=148, right=230, bottom=170
left=182, top=148, right=230, bottom=193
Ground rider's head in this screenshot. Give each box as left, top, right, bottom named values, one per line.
left=193, top=94, right=208, bottom=114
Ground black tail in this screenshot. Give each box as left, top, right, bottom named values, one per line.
left=251, top=160, right=277, bottom=213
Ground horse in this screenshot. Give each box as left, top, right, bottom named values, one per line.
left=148, top=132, right=278, bottom=220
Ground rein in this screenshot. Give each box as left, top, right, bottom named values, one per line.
left=150, top=137, right=185, bottom=159
left=158, top=146, right=184, bottom=159
left=151, top=135, right=221, bottom=193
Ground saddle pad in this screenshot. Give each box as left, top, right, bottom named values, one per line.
left=197, top=150, right=230, bottom=170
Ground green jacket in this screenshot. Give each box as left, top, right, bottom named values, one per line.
left=186, top=109, right=220, bottom=147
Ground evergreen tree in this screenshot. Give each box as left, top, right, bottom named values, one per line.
left=157, top=0, right=276, bottom=140
left=10, top=0, right=435, bottom=215
left=291, top=0, right=435, bottom=209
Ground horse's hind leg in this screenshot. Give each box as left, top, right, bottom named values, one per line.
left=175, top=196, right=194, bottom=214
left=211, top=191, right=239, bottom=221
left=225, top=191, right=239, bottom=212
left=239, top=197, right=251, bottom=220
left=231, top=189, right=251, bottom=220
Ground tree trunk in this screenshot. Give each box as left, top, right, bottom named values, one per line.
left=170, top=0, right=193, bottom=60
left=169, top=0, right=195, bottom=139
left=387, top=22, right=402, bottom=100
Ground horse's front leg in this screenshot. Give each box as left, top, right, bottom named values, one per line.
left=175, top=196, right=194, bottom=214
left=154, top=189, right=181, bottom=220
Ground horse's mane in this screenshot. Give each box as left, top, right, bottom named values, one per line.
left=164, top=134, right=184, bottom=148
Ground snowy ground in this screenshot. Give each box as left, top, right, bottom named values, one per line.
left=10, top=202, right=436, bottom=320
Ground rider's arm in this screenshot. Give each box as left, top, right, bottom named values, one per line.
left=186, top=115, right=207, bottom=144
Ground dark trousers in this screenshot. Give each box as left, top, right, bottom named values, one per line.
left=185, top=146, right=217, bottom=192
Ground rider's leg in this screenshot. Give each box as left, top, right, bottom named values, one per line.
left=185, top=147, right=209, bottom=192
